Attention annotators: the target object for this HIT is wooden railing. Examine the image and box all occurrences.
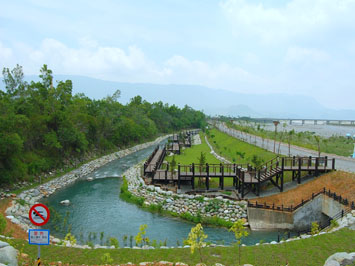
[248,187,354,212]
[144,146,159,172]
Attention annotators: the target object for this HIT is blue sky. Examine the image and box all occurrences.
[1,0,355,109]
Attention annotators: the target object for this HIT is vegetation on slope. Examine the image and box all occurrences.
[249,170,355,206]
[0,64,206,185]
[206,128,276,166]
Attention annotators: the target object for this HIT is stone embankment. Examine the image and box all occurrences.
[5,135,169,232]
[124,163,248,224]
[204,136,231,164]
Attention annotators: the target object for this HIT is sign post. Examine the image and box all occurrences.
[29,204,50,265]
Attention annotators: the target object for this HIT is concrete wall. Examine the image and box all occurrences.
[248,208,294,230]
[248,194,346,230]
[322,195,346,217]
[293,195,323,230]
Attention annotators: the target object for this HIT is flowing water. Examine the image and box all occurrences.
[43,143,293,246]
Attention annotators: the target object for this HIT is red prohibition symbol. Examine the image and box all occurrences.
[29,203,50,226]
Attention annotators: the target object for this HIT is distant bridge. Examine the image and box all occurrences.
[235,118,355,126]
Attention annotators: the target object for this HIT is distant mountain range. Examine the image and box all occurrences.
[8,75,355,119]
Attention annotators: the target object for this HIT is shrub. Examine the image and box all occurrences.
[311,221,320,235]
[101,253,113,264]
[86,241,94,248]
[64,233,77,246]
[109,237,119,248]
[330,219,339,229]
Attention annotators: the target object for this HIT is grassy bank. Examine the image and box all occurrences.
[227,121,354,157]
[6,228,354,265]
[119,177,232,228]
[206,128,276,165]
[165,132,220,165]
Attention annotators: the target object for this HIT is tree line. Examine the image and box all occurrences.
[0,64,206,184]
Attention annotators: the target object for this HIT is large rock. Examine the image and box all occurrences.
[0,241,9,249]
[324,252,355,266]
[0,245,18,266]
[60,200,70,205]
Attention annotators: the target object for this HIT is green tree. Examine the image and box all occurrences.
[170,155,177,177]
[314,135,321,157]
[0,64,207,185]
[186,223,207,263]
[197,152,206,187]
[287,129,295,156]
[229,219,249,265]
[135,224,148,247]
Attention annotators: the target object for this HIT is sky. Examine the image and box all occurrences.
[1,0,355,110]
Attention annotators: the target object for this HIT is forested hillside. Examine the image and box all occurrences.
[0,65,206,184]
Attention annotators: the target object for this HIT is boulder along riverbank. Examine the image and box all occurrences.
[122,162,249,227]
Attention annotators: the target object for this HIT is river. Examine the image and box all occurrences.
[42,144,291,246]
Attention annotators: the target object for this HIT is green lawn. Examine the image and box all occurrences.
[165,132,220,166]
[8,228,355,266]
[207,128,276,166]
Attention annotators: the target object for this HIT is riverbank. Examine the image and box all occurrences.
[4,134,170,233]
[3,228,355,265]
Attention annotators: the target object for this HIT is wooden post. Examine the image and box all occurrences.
[257,170,260,196]
[281,157,284,192]
[324,156,328,169]
[241,171,245,197]
[165,163,168,184]
[332,158,335,170]
[315,157,319,176]
[206,163,210,191]
[298,158,301,184]
[221,164,224,190]
[178,163,181,189]
[192,163,195,190]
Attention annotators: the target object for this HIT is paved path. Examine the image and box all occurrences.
[215,122,355,173]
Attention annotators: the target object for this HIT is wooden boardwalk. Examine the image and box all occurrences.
[144,146,166,176]
[151,156,335,197]
[166,130,198,154]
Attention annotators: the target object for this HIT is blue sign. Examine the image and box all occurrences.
[28,229,50,245]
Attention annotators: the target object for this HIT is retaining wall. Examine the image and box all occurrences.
[248,194,346,230]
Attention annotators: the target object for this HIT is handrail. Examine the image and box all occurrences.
[248,187,354,212]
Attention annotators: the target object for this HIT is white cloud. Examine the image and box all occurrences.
[0,38,260,91]
[220,0,355,43]
[285,46,330,63]
[165,55,259,88]
[0,42,13,63]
